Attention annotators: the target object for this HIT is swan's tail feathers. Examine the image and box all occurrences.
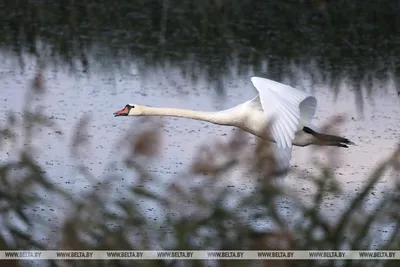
[303,126,356,148]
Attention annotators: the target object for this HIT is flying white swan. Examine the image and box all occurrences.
[114,77,354,171]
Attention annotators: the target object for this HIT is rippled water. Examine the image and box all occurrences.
[1,51,399,247]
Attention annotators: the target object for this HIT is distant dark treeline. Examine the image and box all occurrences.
[1,0,399,95]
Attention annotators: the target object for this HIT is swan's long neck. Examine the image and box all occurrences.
[140,107,232,125]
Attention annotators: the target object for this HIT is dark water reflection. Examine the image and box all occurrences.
[1,0,399,106]
[0,1,399,256]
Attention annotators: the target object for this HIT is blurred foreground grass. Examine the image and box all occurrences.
[0,72,399,267]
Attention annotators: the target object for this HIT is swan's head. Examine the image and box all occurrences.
[113,104,146,116]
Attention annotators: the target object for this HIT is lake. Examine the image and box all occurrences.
[1,51,399,249]
[0,0,399,260]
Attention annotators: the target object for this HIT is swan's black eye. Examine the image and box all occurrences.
[126,104,135,109]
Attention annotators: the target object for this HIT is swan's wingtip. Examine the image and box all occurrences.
[250,76,262,83]
[346,140,357,146]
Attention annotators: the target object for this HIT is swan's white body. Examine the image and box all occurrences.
[114,77,353,171]
[214,77,317,148]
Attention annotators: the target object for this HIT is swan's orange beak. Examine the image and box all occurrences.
[113,106,129,117]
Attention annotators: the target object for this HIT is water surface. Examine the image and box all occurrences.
[1,52,399,247]
[1,0,399,252]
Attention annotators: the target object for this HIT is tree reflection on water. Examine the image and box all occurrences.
[1,1,399,102]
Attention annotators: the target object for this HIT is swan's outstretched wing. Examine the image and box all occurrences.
[272,144,292,174]
[251,77,317,149]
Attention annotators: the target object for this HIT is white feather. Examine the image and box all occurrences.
[249,77,318,171]
[272,144,293,174]
[251,77,317,149]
